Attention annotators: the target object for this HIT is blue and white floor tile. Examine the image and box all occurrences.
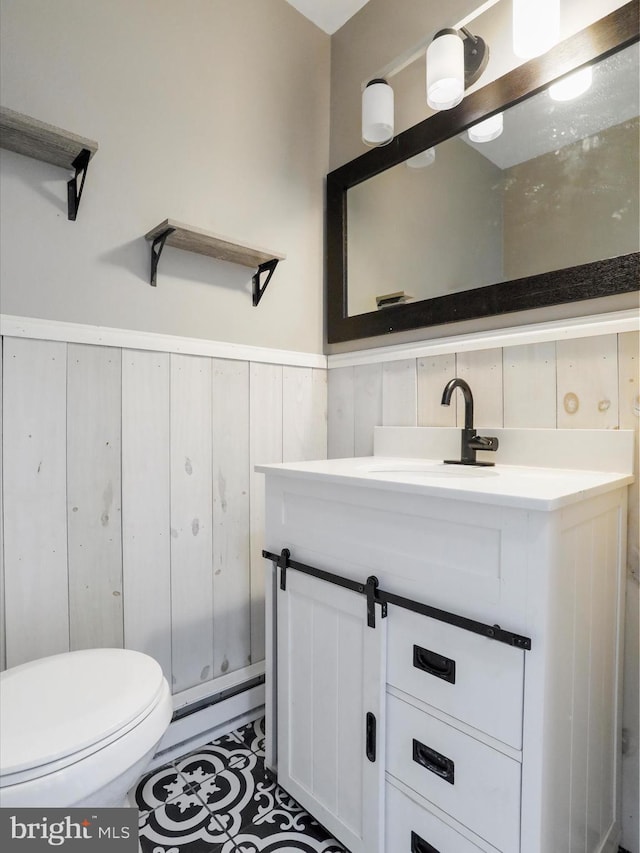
[135,717,348,853]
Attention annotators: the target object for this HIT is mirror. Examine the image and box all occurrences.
[347,44,638,316]
[327,2,640,344]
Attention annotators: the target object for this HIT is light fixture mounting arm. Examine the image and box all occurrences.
[460,27,490,88]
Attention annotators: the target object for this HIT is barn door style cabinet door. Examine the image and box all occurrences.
[276,568,387,853]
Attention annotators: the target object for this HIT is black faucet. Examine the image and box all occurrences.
[440,378,499,466]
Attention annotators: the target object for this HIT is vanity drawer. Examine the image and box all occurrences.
[387,608,524,748]
[385,782,497,852]
[386,694,521,852]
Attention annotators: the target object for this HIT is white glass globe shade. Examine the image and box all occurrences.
[427,31,464,111]
[513,0,560,59]
[406,148,436,168]
[362,80,394,146]
[468,112,503,143]
[549,67,593,101]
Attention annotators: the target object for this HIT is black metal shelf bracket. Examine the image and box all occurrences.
[253,259,279,306]
[149,227,176,287]
[67,148,91,221]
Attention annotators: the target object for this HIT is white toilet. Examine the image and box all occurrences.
[0,648,173,807]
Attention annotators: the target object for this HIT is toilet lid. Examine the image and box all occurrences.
[0,649,167,775]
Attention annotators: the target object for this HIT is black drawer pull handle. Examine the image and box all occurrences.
[412,738,455,785]
[413,644,456,684]
[366,712,376,762]
[411,831,441,853]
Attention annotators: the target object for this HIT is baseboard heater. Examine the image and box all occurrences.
[171,673,266,722]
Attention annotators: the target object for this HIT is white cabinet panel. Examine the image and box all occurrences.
[387,608,524,749]
[386,783,495,853]
[277,487,505,615]
[386,694,521,852]
[277,570,386,853]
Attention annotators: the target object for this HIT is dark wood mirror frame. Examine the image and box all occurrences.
[326,1,639,345]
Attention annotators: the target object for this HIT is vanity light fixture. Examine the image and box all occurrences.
[426,27,489,111]
[362,21,491,146]
[513,0,560,60]
[468,112,503,142]
[406,147,436,168]
[362,78,394,146]
[549,66,593,101]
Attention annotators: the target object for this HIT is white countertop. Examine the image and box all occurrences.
[256,456,634,511]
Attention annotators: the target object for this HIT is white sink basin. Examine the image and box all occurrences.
[366,462,498,478]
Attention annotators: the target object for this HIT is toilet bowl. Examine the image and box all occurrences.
[0,648,173,807]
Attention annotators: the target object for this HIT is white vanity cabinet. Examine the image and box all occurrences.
[258,429,633,853]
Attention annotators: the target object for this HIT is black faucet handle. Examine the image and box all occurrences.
[468,435,499,452]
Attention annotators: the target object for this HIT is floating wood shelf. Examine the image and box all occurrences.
[0,106,98,220]
[144,219,286,305]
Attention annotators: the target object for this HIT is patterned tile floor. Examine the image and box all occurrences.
[134,717,349,852]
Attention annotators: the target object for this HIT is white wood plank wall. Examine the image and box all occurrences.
[67,344,123,652]
[170,354,215,692]
[212,359,251,679]
[0,340,4,671]
[618,331,640,851]
[0,336,327,699]
[249,363,283,667]
[3,338,69,666]
[122,349,172,681]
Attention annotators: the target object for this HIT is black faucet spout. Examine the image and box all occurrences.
[440,377,499,466]
[441,378,474,430]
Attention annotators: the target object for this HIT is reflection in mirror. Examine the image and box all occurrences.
[347,43,639,317]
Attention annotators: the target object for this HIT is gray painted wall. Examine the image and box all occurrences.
[0,0,330,354]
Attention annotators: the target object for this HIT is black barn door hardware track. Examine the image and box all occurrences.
[264,548,531,650]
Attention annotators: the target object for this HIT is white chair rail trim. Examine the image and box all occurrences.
[0,314,328,369]
[327,308,640,368]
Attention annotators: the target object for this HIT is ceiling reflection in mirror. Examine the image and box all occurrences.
[347,43,639,318]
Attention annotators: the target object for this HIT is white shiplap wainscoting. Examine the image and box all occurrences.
[0,317,327,729]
